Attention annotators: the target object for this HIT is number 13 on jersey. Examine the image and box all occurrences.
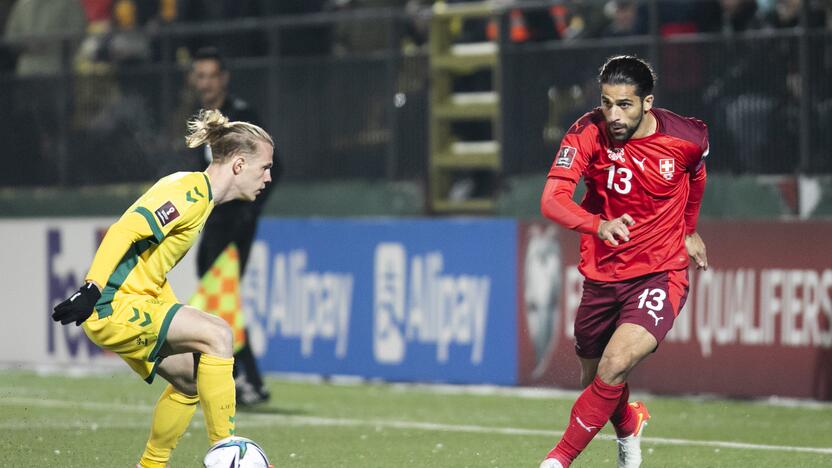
[606,166,633,194]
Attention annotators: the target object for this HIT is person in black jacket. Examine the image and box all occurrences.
[188,46,278,406]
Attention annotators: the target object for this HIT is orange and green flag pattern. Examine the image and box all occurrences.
[189,243,247,353]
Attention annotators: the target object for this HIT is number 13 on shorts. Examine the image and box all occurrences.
[637,288,667,327]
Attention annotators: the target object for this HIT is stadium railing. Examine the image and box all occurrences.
[0,1,829,190]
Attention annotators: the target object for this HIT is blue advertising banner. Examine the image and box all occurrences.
[241,218,518,385]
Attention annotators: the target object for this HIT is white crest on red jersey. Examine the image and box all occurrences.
[659,158,675,180]
[606,147,625,163]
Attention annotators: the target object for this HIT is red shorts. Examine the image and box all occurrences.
[573,269,689,359]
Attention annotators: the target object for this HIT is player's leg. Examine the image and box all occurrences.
[596,323,657,384]
[605,326,648,440]
[578,357,600,388]
[163,306,237,444]
[596,324,657,468]
[610,270,688,438]
[610,269,688,468]
[540,280,618,468]
[137,353,200,468]
[199,211,271,407]
[545,324,657,468]
[82,295,231,462]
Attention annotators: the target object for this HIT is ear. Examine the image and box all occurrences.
[642,94,654,113]
[232,156,246,175]
[221,70,230,88]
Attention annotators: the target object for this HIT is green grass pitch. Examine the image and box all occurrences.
[1,369,830,467]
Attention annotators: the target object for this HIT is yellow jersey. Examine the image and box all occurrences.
[86,171,214,318]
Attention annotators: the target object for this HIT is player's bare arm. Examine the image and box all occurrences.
[597,213,635,246]
[685,232,708,270]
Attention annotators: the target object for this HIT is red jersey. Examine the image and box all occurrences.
[545,107,708,282]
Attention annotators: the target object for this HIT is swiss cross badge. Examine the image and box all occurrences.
[659,158,675,180]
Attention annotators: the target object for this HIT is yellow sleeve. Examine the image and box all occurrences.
[85,172,212,287]
[133,173,213,242]
[85,211,156,287]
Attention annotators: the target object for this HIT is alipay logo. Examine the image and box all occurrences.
[243,243,354,359]
[373,243,491,365]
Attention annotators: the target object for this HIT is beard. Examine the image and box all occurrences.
[608,114,642,141]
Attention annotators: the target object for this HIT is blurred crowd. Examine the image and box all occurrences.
[1,0,830,76]
[0,0,830,187]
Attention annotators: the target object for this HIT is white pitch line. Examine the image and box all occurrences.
[3,397,831,456]
[242,414,832,456]
[2,397,151,413]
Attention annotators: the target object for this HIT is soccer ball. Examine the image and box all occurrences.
[203,436,272,468]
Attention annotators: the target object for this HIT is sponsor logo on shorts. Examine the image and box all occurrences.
[555,146,577,169]
[647,310,664,327]
[154,201,180,227]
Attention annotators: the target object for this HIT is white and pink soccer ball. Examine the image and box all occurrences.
[203,436,272,468]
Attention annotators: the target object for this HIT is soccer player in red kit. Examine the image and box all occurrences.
[538,56,709,468]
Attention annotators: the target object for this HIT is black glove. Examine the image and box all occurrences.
[52,283,101,326]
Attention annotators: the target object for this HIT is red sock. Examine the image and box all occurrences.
[547,376,625,465]
[610,382,636,438]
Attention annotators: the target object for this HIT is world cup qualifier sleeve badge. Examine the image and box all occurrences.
[154,201,180,226]
[555,146,577,169]
[659,158,675,180]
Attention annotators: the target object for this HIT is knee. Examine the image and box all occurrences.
[597,354,630,385]
[203,315,234,358]
[172,379,198,397]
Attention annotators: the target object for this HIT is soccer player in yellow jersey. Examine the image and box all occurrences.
[51,108,275,468]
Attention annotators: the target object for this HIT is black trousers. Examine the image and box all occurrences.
[197,199,267,394]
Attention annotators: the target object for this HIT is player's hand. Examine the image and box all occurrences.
[685,232,708,270]
[598,214,635,246]
[52,283,101,326]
